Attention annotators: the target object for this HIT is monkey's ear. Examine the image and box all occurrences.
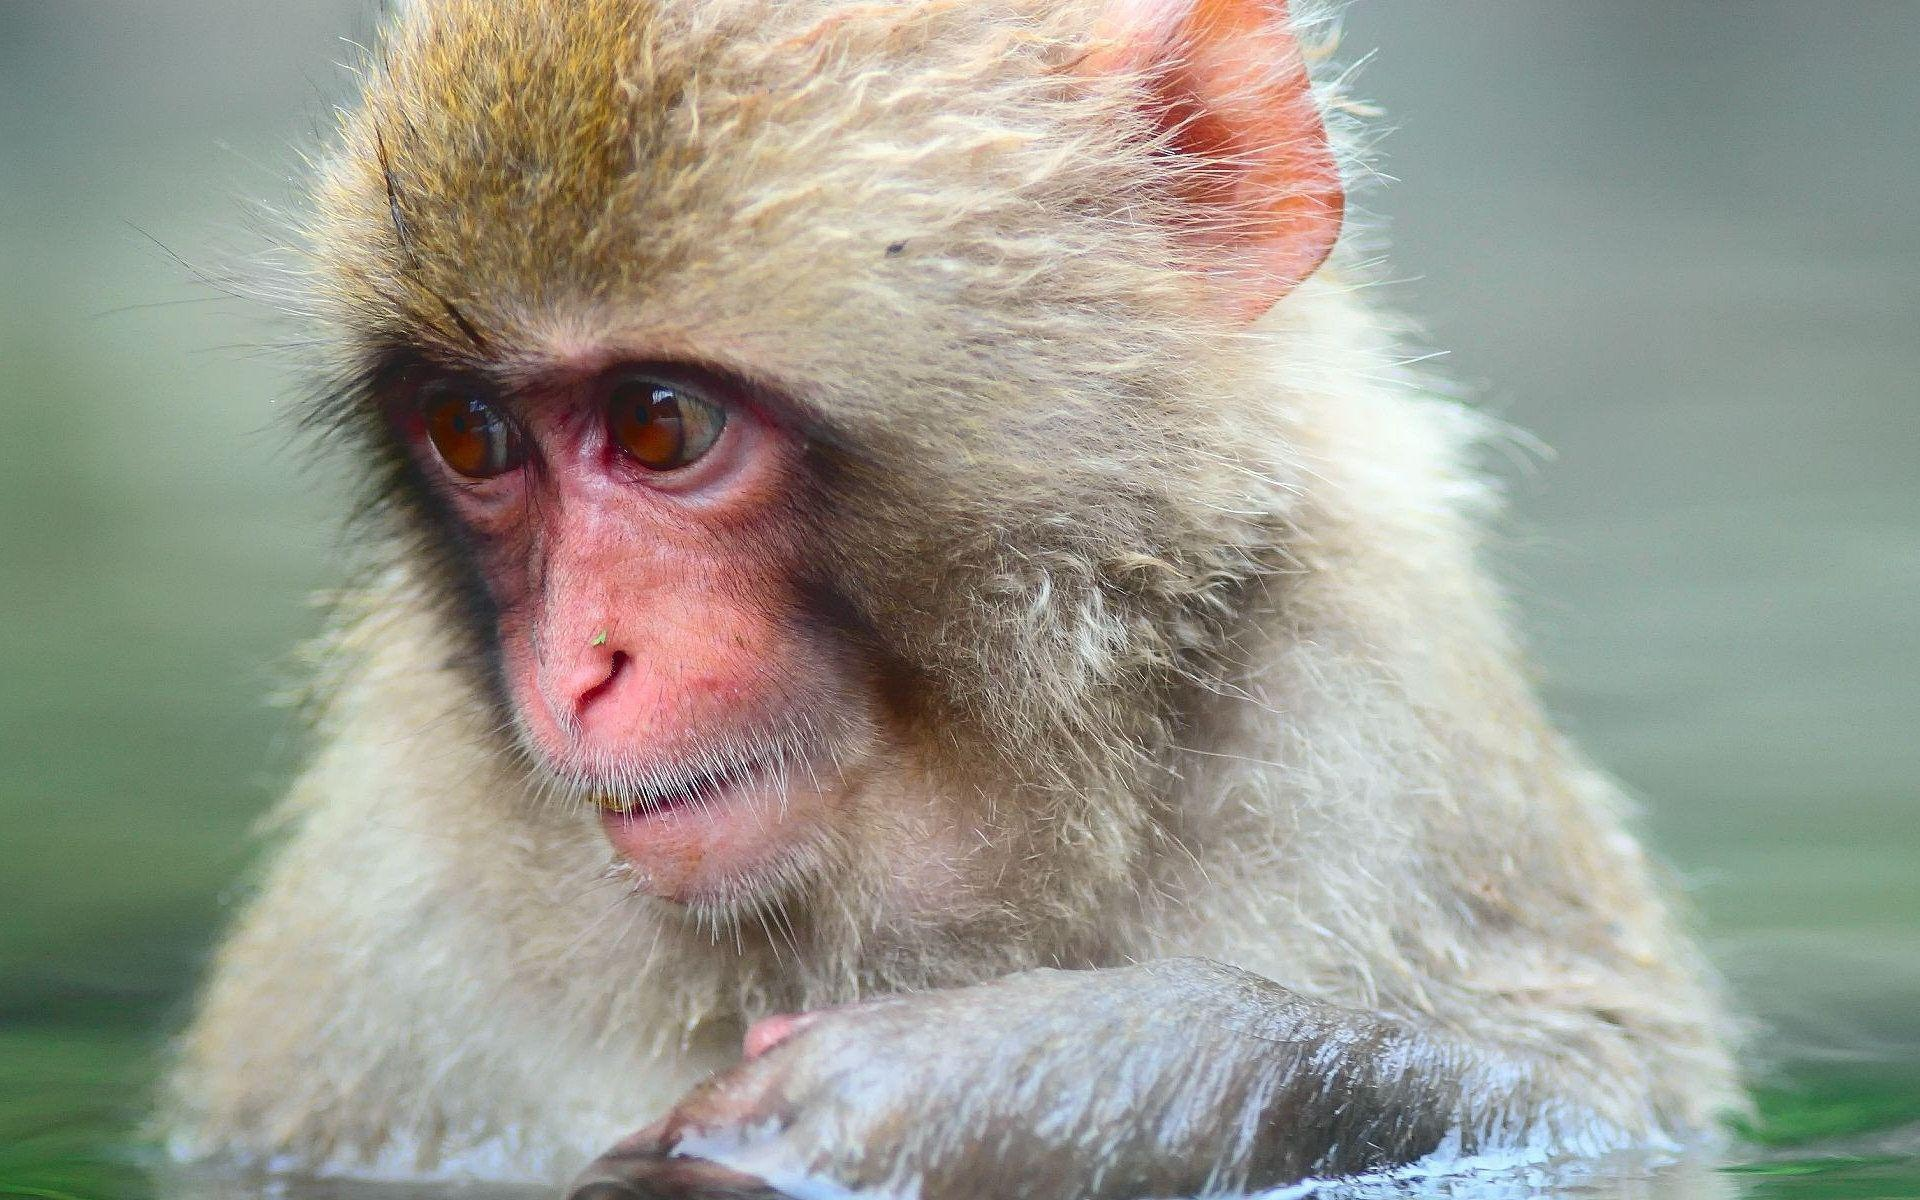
[1084,0,1343,321]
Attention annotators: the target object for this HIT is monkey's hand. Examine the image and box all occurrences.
[569,959,1546,1200]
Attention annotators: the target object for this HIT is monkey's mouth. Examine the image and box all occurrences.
[585,750,833,903]
[585,756,769,817]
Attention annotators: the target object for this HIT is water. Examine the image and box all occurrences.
[1,4,1914,1199]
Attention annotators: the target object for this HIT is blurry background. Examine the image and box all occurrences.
[1,2,1915,1196]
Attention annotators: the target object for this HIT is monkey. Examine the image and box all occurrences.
[162,1,1742,1197]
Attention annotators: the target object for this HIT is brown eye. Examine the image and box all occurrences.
[421,383,524,479]
[608,377,727,471]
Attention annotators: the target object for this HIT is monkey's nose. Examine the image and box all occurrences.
[563,1150,790,1200]
[553,645,631,728]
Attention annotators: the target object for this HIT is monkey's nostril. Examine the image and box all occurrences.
[574,649,630,717]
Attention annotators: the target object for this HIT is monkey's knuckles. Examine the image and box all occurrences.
[676,1007,904,1133]
[659,978,1156,1185]
[641,1000,987,1184]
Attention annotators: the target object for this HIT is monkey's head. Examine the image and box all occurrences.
[305,0,1341,938]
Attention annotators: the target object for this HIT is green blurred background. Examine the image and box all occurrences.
[2,3,1915,1198]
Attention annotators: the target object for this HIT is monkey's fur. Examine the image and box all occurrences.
[167,0,1740,1191]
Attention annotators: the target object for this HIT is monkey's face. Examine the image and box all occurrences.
[381,353,883,905]
[309,0,1338,931]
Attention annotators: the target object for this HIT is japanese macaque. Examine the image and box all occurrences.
[165,0,1740,1196]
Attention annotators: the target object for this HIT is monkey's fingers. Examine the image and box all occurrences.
[564,1148,792,1200]
[742,1011,819,1060]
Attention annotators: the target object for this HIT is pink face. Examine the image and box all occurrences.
[389,357,871,904]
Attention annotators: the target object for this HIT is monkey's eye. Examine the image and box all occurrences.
[420,383,525,479]
[607,377,727,472]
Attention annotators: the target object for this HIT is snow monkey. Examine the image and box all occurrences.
[166,0,1740,1196]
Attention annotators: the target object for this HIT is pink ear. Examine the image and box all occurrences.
[1085,0,1344,320]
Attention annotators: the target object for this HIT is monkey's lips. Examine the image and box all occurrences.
[590,757,822,902]
[587,757,763,818]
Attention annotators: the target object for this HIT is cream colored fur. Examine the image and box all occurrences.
[165,0,1739,1184]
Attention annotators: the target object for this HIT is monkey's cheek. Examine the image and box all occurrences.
[598,781,827,906]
